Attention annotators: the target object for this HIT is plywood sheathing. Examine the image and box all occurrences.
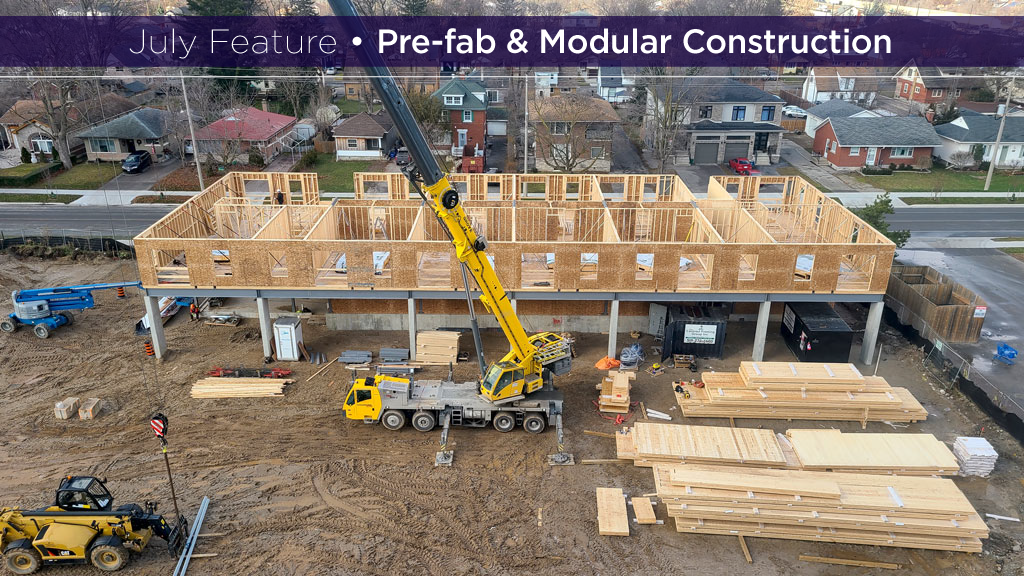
[886,265,987,343]
[135,172,894,294]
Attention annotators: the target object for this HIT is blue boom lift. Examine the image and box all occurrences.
[1,281,141,339]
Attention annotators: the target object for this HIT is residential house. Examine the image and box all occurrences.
[893,61,986,109]
[934,110,1024,169]
[531,95,619,173]
[333,111,396,160]
[432,78,488,158]
[534,67,559,98]
[812,116,941,169]
[801,67,880,106]
[339,67,441,101]
[644,78,785,165]
[0,93,136,159]
[77,107,172,162]
[192,107,297,164]
[803,99,881,139]
[958,101,1024,116]
[596,65,633,103]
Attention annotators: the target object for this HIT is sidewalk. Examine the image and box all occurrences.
[0,188,200,206]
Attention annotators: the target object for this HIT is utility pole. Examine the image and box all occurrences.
[179,73,204,191]
[984,78,1015,192]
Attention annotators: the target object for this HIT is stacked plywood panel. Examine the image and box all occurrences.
[597,370,635,413]
[655,464,987,552]
[596,487,629,536]
[415,331,460,365]
[616,423,959,476]
[191,377,293,398]
[677,362,928,426]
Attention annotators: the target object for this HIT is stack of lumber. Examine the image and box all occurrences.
[654,463,987,552]
[414,331,460,365]
[597,370,634,413]
[677,361,928,426]
[596,487,629,536]
[191,377,294,398]
[616,422,959,476]
[953,437,998,477]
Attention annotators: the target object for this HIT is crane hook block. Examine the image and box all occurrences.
[441,189,459,210]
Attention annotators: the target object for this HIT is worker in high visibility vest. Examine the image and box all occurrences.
[189,302,200,321]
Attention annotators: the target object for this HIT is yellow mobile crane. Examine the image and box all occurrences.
[331,0,573,457]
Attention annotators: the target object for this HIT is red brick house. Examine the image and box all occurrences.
[431,78,487,159]
[812,116,941,169]
[893,61,986,108]
[192,107,297,164]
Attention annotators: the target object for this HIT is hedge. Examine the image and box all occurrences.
[0,163,62,187]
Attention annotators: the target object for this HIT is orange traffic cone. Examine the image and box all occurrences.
[116,286,126,299]
[144,340,155,357]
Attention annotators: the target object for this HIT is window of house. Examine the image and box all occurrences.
[486,89,500,103]
[551,122,569,135]
[849,147,861,156]
[698,105,713,119]
[902,83,909,93]
[891,147,913,158]
[760,106,776,121]
[462,110,473,123]
[731,106,746,121]
[91,138,115,153]
[636,254,654,281]
[551,143,570,159]
[914,86,921,94]
[590,146,603,159]
[347,87,355,95]
[30,135,53,154]
[931,89,943,97]
[580,253,598,281]
[444,95,464,106]
[955,88,962,97]
[347,139,358,149]
[830,141,837,153]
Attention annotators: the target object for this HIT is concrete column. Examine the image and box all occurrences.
[861,301,884,365]
[256,297,273,358]
[143,296,167,360]
[408,298,417,360]
[752,300,771,362]
[607,299,620,359]
[510,298,517,313]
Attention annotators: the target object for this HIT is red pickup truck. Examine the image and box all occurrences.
[729,157,761,176]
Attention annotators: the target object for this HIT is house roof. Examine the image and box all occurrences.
[121,80,149,94]
[599,66,623,88]
[487,107,508,121]
[809,67,881,93]
[688,120,785,132]
[897,60,986,90]
[194,107,296,142]
[431,78,487,111]
[806,99,870,119]
[332,111,393,138]
[77,107,169,140]
[531,96,620,123]
[0,100,47,127]
[935,114,1024,144]
[826,117,942,147]
[652,77,783,104]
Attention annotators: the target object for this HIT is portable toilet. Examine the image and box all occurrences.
[273,317,303,361]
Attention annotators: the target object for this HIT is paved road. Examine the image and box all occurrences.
[0,205,174,236]
[888,206,1024,237]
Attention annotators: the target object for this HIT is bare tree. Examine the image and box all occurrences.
[948,151,976,170]
[348,0,395,14]
[640,69,706,172]
[504,77,526,171]
[596,0,658,15]
[524,0,564,15]
[307,86,340,141]
[531,94,614,173]
[667,0,785,16]
[277,78,318,118]
[406,90,447,148]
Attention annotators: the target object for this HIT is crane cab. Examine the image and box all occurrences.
[343,378,383,421]
[480,361,542,402]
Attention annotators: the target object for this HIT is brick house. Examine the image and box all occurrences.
[192,107,297,164]
[531,95,619,173]
[0,93,136,159]
[893,61,986,109]
[432,78,488,158]
[812,116,941,169]
[332,111,396,160]
[77,108,171,162]
[801,66,880,107]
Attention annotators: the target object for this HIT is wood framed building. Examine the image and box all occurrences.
[134,171,894,364]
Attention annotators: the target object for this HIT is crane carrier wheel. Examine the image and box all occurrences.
[381,410,406,430]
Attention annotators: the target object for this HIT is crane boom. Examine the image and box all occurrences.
[329,0,570,402]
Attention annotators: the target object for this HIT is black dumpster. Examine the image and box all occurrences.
[662,305,728,360]
[781,302,853,363]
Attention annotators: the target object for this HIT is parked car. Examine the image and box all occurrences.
[783,105,807,118]
[121,150,152,174]
[325,66,337,75]
[757,67,778,80]
[394,147,411,166]
[729,157,760,176]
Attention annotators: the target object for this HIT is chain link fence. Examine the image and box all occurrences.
[0,229,138,256]
[923,337,1024,420]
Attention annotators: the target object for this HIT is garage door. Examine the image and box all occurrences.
[693,143,719,164]
[487,120,507,136]
[724,142,750,162]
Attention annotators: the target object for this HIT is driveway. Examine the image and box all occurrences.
[100,158,179,192]
[672,163,725,195]
[486,136,507,172]
[611,125,644,173]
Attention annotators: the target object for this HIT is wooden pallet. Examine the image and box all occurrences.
[415,331,460,365]
[653,463,987,553]
[191,377,294,398]
[616,423,959,476]
[598,370,634,413]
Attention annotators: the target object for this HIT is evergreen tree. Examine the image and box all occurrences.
[398,0,430,15]
[288,0,318,16]
[855,192,910,248]
[187,0,263,16]
[493,0,523,16]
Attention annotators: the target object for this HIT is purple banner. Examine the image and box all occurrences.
[1,16,1022,68]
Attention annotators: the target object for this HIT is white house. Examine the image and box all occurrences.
[934,110,1024,169]
[801,67,880,107]
[803,99,881,140]
[333,111,396,160]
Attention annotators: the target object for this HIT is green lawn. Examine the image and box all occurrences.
[0,162,57,177]
[30,162,121,190]
[131,194,192,204]
[855,167,1024,192]
[900,196,1023,205]
[776,165,832,193]
[334,98,380,114]
[994,237,1024,242]
[0,192,81,204]
[1000,247,1024,262]
[303,155,370,193]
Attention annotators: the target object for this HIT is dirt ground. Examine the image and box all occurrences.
[0,253,1022,576]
